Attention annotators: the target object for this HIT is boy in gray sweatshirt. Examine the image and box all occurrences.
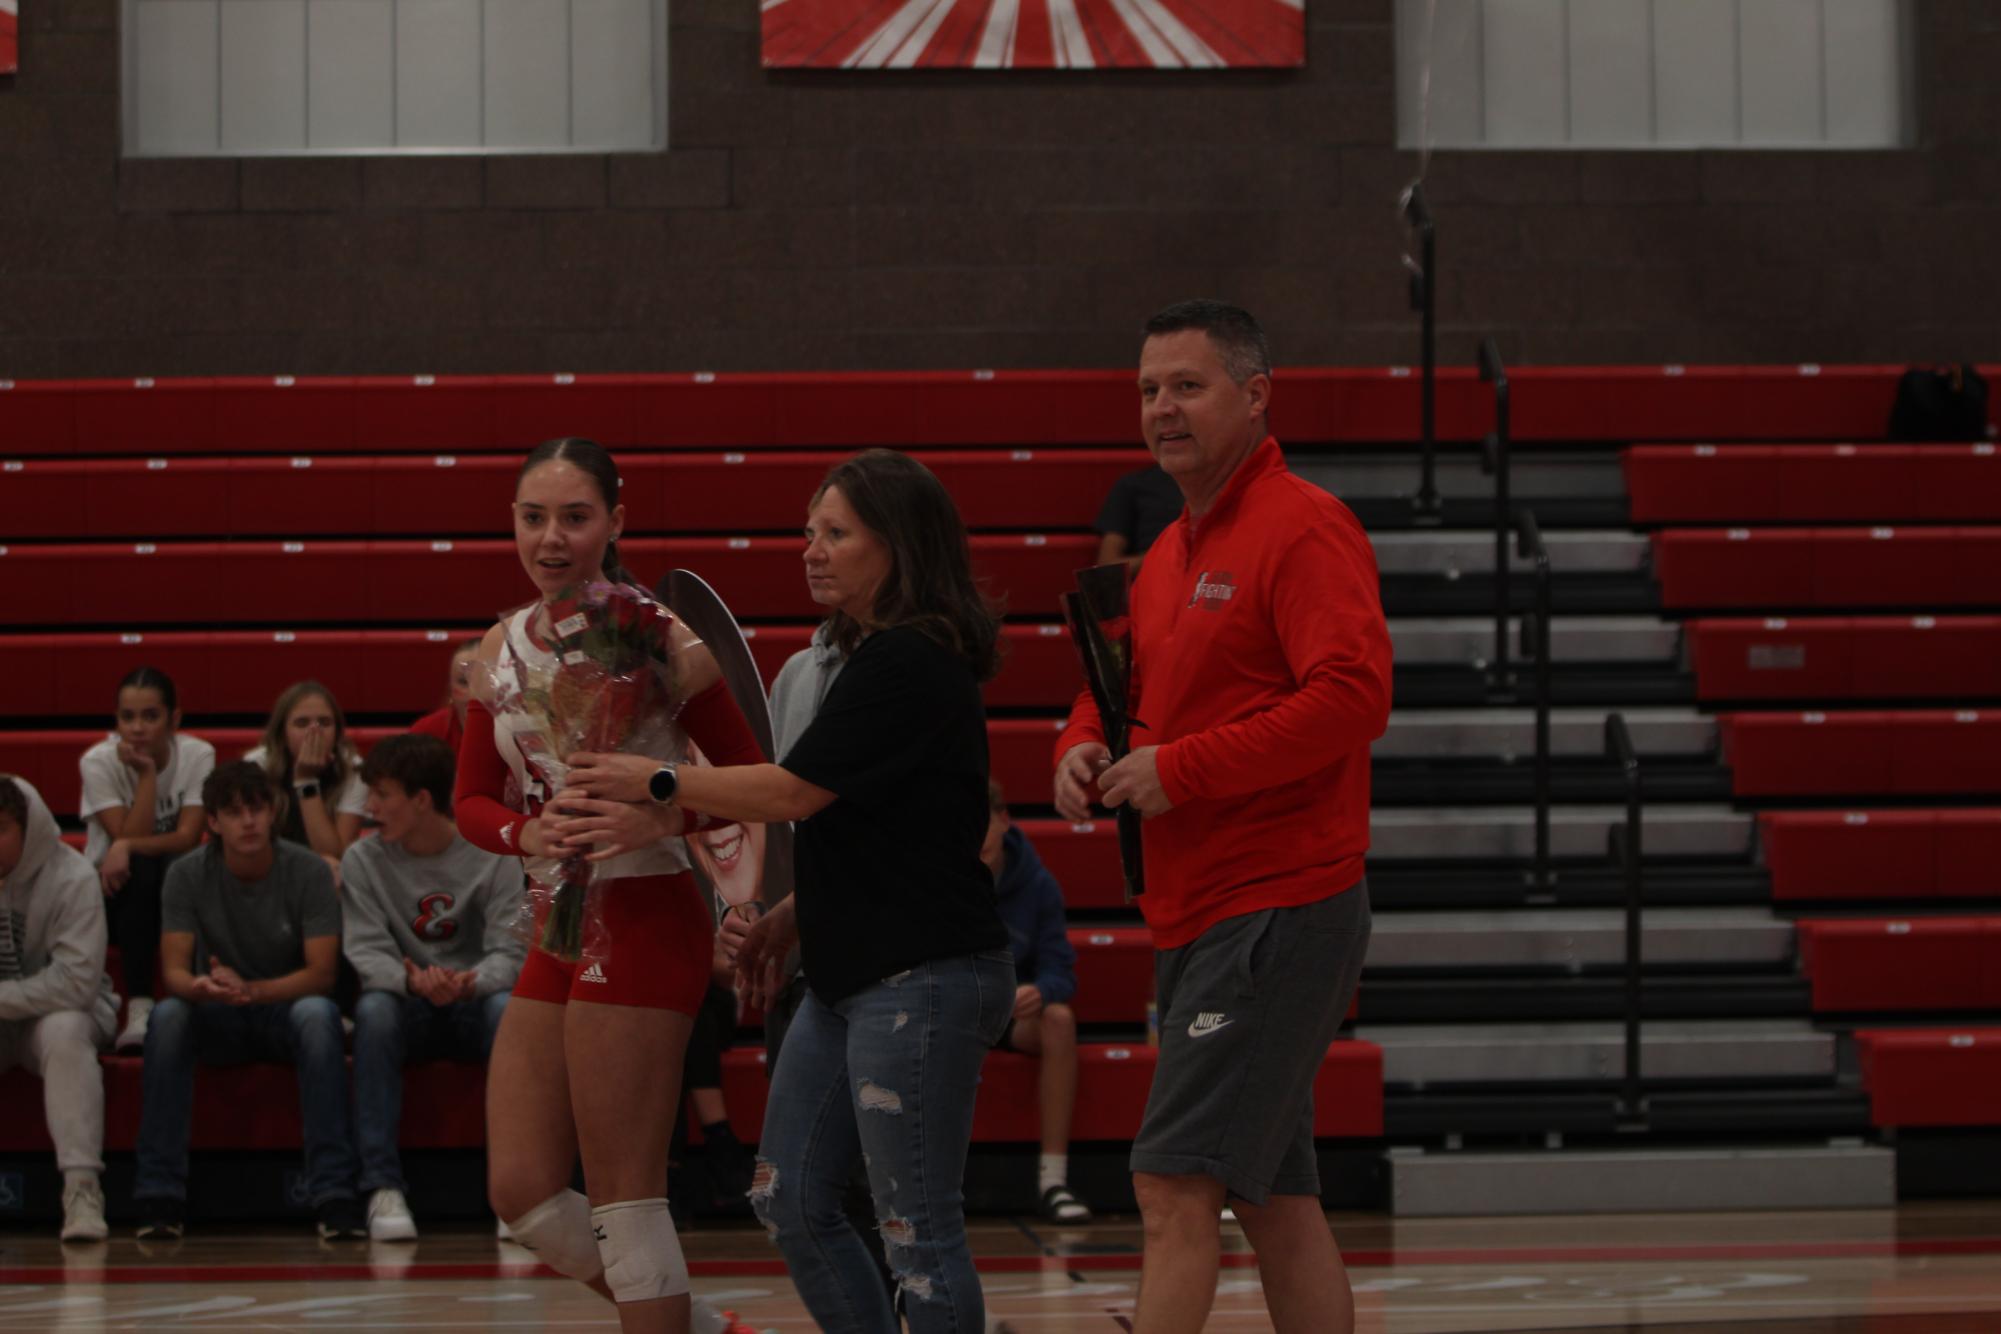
[0,775,119,1242]
[342,734,525,1241]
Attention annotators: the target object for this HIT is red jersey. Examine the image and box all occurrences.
[409,705,463,753]
[1055,437,1392,949]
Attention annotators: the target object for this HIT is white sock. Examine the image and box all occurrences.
[1038,1153,1067,1195]
[127,997,154,1019]
[64,1169,98,1193]
[690,1299,729,1334]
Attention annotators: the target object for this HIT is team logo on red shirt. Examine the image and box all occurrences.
[1189,571,1238,611]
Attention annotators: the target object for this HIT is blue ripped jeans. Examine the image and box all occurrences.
[752,950,1014,1333]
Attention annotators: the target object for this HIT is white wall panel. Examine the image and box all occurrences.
[1653,0,1739,145]
[130,0,221,155]
[1568,0,1652,146]
[1740,0,1824,143]
[572,0,655,148]
[1823,0,1901,145]
[219,0,307,153]
[307,0,395,148]
[1481,0,1565,146]
[126,0,663,155]
[1398,0,1486,150]
[484,0,570,148]
[1396,0,1907,150]
[395,0,483,146]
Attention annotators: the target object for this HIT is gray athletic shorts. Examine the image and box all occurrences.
[1130,884,1371,1205]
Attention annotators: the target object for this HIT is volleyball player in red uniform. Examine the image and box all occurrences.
[453,437,763,1334]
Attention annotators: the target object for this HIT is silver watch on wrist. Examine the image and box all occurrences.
[647,763,679,805]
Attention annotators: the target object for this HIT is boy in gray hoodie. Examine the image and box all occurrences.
[0,775,119,1242]
[342,733,525,1241]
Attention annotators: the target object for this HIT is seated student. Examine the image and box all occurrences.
[78,667,214,1052]
[0,775,120,1243]
[133,761,362,1241]
[983,780,1093,1224]
[245,681,369,866]
[1094,462,1183,567]
[340,734,525,1242]
[408,637,483,755]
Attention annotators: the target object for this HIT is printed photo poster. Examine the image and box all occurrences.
[1,0,17,77]
[762,0,1304,69]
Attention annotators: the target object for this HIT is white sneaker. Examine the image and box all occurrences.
[60,1177,108,1243]
[115,998,153,1054]
[366,1187,418,1242]
[495,1216,514,1241]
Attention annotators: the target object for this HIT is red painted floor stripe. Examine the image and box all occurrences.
[9,1234,2001,1286]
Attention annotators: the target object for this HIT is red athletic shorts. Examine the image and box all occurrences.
[513,871,713,1016]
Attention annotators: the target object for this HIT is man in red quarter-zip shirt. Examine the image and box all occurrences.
[1054,301,1391,1334]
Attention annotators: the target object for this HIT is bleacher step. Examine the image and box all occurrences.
[1365,907,1793,969]
[1374,707,1714,759]
[1360,1018,1835,1084]
[1372,529,1649,575]
[1295,450,1626,504]
[1387,1143,1894,1216]
[1370,804,1754,860]
[1389,615,1681,666]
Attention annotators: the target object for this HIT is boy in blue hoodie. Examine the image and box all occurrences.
[982,781,1092,1224]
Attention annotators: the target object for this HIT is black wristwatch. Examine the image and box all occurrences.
[293,779,321,801]
[647,764,679,804]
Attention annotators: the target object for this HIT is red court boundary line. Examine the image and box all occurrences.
[9,1236,2001,1285]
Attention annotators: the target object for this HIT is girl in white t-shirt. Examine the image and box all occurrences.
[246,680,369,864]
[77,666,216,1051]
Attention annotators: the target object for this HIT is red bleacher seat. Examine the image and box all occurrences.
[1690,616,2001,700]
[1016,819,1123,910]
[1653,527,2001,609]
[5,449,1153,540]
[0,623,1083,718]
[1761,810,2001,900]
[1795,917,1999,1012]
[3,535,1097,627]
[1723,711,2001,797]
[1855,1028,2001,1127]
[13,365,1964,458]
[1626,443,2001,524]
[1067,927,1154,1024]
[0,1057,489,1154]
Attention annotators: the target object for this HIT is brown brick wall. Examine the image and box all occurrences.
[0,0,1997,378]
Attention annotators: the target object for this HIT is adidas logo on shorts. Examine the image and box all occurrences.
[579,962,609,984]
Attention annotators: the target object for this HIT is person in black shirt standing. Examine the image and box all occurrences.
[1094,463,1184,567]
[567,449,1014,1333]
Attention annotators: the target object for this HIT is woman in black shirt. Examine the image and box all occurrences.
[568,449,1013,1333]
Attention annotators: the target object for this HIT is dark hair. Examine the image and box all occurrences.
[518,437,632,584]
[257,680,355,795]
[202,760,276,814]
[1143,300,1271,386]
[362,734,456,814]
[0,775,26,827]
[117,665,180,716]
[814,450,1003,682]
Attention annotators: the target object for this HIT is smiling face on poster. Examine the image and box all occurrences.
[681,740,770,918]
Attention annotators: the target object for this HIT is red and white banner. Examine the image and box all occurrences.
[762,0,1303,69]
[1,0,18,78]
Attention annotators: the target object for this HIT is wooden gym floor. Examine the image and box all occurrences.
[3,1202,2000,1331]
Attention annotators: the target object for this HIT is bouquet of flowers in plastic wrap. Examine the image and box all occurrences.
[481,582,685,961]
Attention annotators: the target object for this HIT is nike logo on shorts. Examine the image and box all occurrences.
[1188,1012,1233,1038]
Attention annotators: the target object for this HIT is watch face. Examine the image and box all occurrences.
[650,767,676,802]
